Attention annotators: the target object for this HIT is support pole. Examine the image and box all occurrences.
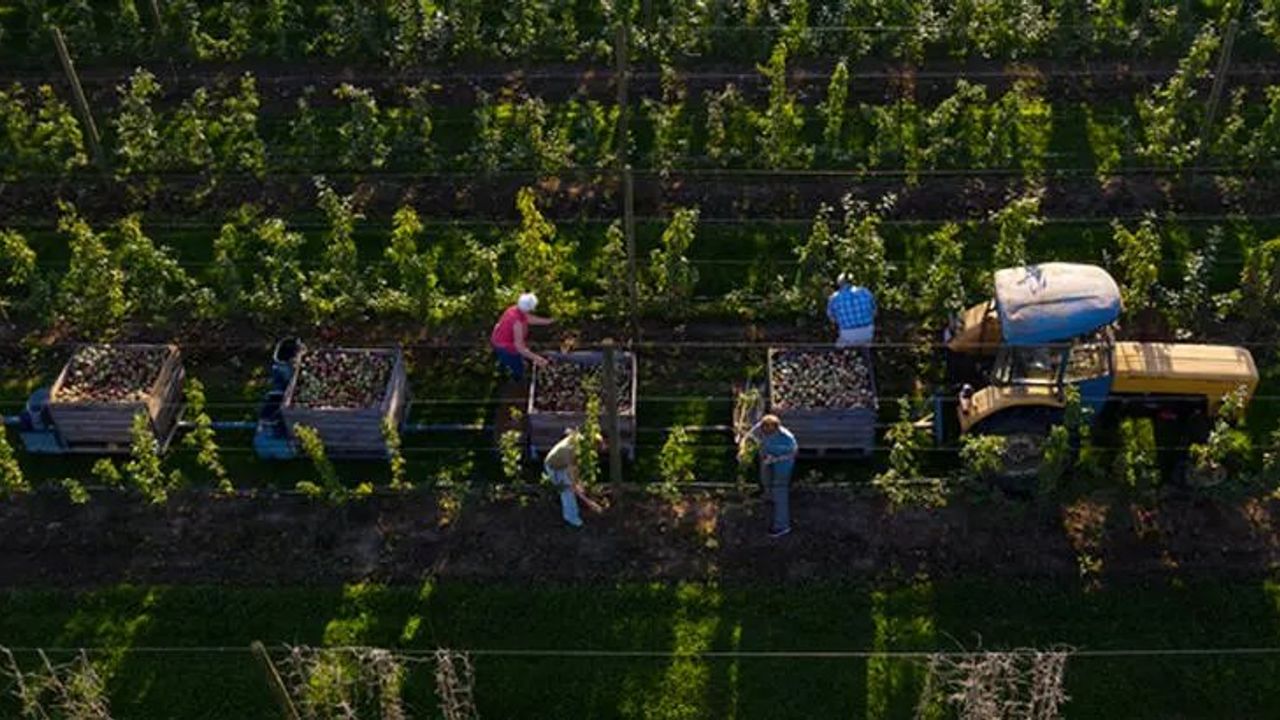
[601,340,624,483]
[251,641,301,720]
[50,26,105,170]
[614,22,639,340]
[1195,18,1239,180]
[624,167,639,340]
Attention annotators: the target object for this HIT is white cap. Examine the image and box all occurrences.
[837,273,852,287]
[517,293,538,312]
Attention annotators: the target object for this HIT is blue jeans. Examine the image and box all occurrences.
[494,347,525,381]
[764,459,794,531]
[545,466,582,527]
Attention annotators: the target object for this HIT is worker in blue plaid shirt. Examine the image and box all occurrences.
[827,273,876,347]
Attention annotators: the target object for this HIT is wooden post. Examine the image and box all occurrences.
[615,22,639,339]
[251,641,302,720]
[601,340,624,483]
[623,167,639,339]
[1198,18,1239,161]
[51,26,105,169]
[147,0,164,35]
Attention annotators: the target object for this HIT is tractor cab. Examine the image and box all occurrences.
[937,263,1121,441]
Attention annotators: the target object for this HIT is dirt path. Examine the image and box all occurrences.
[2,486,1277,587]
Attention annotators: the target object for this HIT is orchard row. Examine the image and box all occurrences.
[4,31,1280,183]
[4,0,1271,66]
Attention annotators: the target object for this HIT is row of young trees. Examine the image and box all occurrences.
[3,186,1276,345]
[0,185,705,338]
[8,46,1280,181]
[4,0,1260,65]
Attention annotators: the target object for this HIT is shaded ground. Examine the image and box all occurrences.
[2,486,1278,587]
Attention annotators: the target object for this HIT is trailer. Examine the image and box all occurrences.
[527,350,638,460]
[19,344,185,454]
[750,347,879,456]
[254,344,409,459]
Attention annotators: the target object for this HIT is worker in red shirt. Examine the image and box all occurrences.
[490,293,554,381]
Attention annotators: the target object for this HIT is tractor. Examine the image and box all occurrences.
[935,262,1258,481]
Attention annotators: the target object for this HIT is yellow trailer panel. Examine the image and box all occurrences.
[1110,342,1258,409]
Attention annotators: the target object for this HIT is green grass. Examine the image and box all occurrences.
[2,579,1280,718]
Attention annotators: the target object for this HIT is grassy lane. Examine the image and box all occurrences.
[2,579,1280,718]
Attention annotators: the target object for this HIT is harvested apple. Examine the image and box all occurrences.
[293,349,395,409]
[771,349,874,411]
[57,345,170,403]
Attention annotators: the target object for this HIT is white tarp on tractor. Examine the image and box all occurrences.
[994,263,1121,345]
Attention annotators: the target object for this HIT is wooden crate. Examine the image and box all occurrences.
[527,351,638,458]
[766,347,878,456]
[47,344,185,452]
[280,347,409,458]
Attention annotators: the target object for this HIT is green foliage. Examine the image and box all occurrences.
[1237,233,1280,336]
[592,221,631,319]
[112,68,164,179]
[704,84,753,166]
[1189,387,1254,487]
[0,83,86,179]
[990,190,1043,269]
[916,223,967,328]
[333,84,390,170]
[645,66,689,175]
[307,178,368,321]
[499,410,525,484]
[754,42,811,169]
[56,202,125,338]
[991,80,1053,178]
[1136,26,1219,169]
[654,426,696,500]
[113,215,211,324]
[0,429,28,497]
[182,379,231,494]
[1113,216,1163,316]
[211,207,309,324]
[1162,225,1221,338]
[499,0,579,59]
[92,457,123,487]
[382,417,410,491]
[386,83,436,167]
[124,412,177,504]
[1263,425,1280,486]
[818,60,850,160]
[294,425,346,503]
[575,388,603,488]
[472,93,572,173]
[0,229,45,322]
[209,73,267,178]
[1085,105,1125,179]
[61,477,91,505]
[792,205,838,309]
[1039,386,1086,494]
[286,87,322,166]
[835,194,892,301]
[874,398,946,509]
[446,234,504,322]
[374,205,440,319]
[1115,416,1160,494]
[960,434,1008,481]
[510,187,572,312]
[648,207,700,312]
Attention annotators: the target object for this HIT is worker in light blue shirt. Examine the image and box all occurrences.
[827,273,876,347]
[740,414,798,538]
